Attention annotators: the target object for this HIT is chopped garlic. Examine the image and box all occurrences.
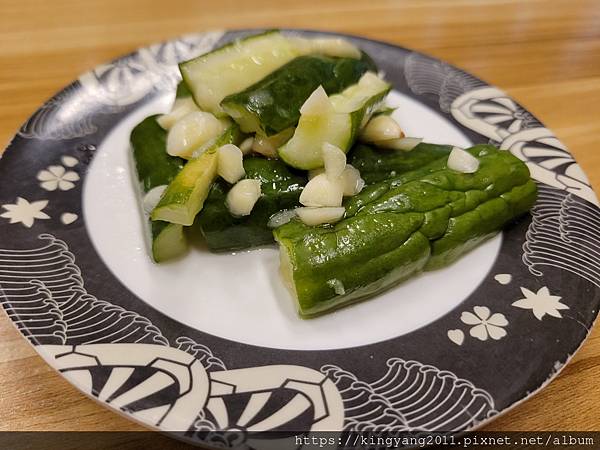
[296,207,345,226]
[239,137,254,155]
[376,137,423,151]
[299,173,344,207]
[322,143,347,179]
[166,111,227,158]
[142,185,167,214]
[217,144,245,184]
[341,165,365,196]
[226,179,262,216]
[157,97,199,130]
[447,146,480,173]
[360,115,403,142]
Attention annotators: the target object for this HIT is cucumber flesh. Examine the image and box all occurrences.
[279,112,351,170]
[151,221,187,262]
[180,31,301,115]
[278,73,391,170]
[151,125,243,226]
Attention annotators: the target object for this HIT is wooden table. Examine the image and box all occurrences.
[1,0,599,433]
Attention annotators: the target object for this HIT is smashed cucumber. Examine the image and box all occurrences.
[130,116,187,262]
[274,145,537,317]
[180,31,301,115]
[194,157,306,251]
[221,54,376,136]
[180,30,366,116]
[278,73,391,170]
[151,124,243,226]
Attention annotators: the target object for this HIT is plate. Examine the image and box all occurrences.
[1,29,599,445]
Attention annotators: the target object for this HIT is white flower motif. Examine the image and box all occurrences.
[1,197,50,228]
[512,286,569,320]
[461,306,508,341]
[37,165,80,191]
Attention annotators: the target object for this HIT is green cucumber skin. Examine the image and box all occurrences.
[194,157,306,252]
[221,54,376,136]
[348,142,453,184]
[130,115,185,191]
[151,220,187,262]
[130,116,187,262]
[371,106,396,117]
[276,214,430,318]
[344,143,454,216]
[175,80,192,99]
[274,144,537,317]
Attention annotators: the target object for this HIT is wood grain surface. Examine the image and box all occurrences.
[1,0,599,433]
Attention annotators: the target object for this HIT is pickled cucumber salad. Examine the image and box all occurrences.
[130,30,537,317]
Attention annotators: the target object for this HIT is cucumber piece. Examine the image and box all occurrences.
[130,116,188,262]
[278,72,391,170]
[221,55,375,136]
[180,31,301,115]
[274,145,536,317]
[289,36,361,59]
[279,112,352,170]
[194,157,306,251]
[151,124,243,226]
[151,220,187,262]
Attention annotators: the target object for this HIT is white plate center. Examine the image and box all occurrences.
[83,90,501,350]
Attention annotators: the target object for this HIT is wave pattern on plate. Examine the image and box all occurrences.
[404,52,484,113]
[322,358,496,435]
[524,185,600,287]
[0,234,168,346]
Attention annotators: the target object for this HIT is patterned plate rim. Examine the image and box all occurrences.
[1,29,599,445]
